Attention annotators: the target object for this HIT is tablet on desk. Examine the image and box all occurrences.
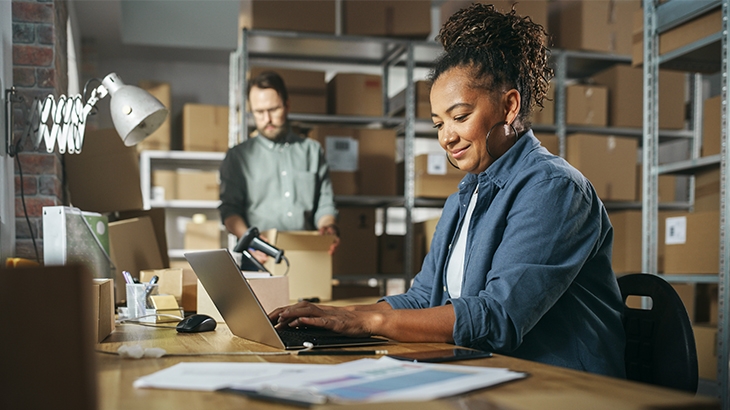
[387,348,492,363]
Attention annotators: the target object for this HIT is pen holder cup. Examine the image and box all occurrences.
[126,283,158,320]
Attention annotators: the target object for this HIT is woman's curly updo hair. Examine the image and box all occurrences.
[430,3,553,130]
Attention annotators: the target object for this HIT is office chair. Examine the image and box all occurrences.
[618,273,698,393]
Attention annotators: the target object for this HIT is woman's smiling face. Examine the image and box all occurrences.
[430,66,518,174]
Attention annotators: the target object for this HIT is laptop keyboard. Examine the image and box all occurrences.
[276,327,386,348]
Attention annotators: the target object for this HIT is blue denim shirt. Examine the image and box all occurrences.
[383,130,626,378]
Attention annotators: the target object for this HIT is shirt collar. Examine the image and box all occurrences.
[252,128,301,149]
[460,129,540,191]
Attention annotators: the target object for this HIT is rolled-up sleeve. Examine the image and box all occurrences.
[218,149,247,224]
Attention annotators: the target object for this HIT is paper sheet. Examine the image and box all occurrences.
[133,362,323,391]
[135,357,526,404]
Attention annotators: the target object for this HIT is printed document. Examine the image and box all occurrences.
[134,357,526,404]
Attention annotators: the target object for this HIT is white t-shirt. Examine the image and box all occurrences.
[446,186,479,298]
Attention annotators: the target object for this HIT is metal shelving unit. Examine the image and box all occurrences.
[228,29,445,288]
[641,0,729,405]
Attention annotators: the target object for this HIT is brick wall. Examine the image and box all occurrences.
[12,0,68,260]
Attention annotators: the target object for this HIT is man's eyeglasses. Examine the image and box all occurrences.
[252,106,284,118]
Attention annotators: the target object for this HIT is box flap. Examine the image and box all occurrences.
[274,231,334,251]
[109,216,165,302]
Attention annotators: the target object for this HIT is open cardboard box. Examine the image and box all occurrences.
[263,230,336,301]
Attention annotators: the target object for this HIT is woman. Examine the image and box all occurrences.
[270,4,626,378]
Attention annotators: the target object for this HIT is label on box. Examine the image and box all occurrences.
[427,153,447,175]
[665,216,687,245]
[325,136,359,172]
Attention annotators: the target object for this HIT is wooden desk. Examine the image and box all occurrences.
[96,323,719,410]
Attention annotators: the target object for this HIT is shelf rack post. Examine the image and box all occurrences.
[718,0,730,405]
[642,0,659,277]
[403,42,416,288]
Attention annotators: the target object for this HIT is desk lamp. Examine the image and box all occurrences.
[5,72,168,156]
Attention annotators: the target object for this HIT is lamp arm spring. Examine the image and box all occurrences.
[31,84,108,154]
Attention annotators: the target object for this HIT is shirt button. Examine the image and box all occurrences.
[443,286,447,292]
[281,171,287,176]
[284,191,290,198]
[287,212,293,217]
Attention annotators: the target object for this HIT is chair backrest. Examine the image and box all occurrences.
[617,273,698,393]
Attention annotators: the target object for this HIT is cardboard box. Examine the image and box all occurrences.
[332,208,378,277]
[0,265,97,410]
[566,84,608,126]
[245,0,336,34]
[197,274,290,321]
[64,128,144,214]
[664,211,719,274]
[591,65,685,130]
[550,0,640,55]
[108,216,166,302]
[441,0,549,33]
[249,67,327,115]
[416,216,441,254]
[695,167,720,212]
[636,165,677,203]
[152,169,177,201]
[263,230,336,301]
[693,324,717,381]
[566,134,638,201]
[183,104,229,152]
[389,80,431,119]
[91,278,115,343]
[141,268,184,306]
[534,133,559,156]
[608,210,670,274]
[702,95,721,157]
[169,259,199,312]
[308,127,397,196]
[136,81,171,152]
[532,84,555,125]
[414,153,466,198]
[695,284,718,325]
[343,0,431,39]
[176,169,219,201]
[110,209,170,268]
[184,220,224,250]
[327,73,383,117]
[328,172,359,196]
[378,233,425,276]
[632,7,722,70]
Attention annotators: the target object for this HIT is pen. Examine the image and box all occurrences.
[144,275,159,308]
[122,270,134,284]
[296,350,388,356]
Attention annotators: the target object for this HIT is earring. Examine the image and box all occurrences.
[446,152,460,169]
[485,121,518,160]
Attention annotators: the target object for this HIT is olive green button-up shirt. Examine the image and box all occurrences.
[218,130,336,231]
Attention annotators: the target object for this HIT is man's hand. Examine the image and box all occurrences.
[250,234,270,264]
[318,224,340,255]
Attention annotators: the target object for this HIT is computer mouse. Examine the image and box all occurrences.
[176,314,217,333]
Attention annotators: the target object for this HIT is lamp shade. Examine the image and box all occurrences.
[101,73,168,146]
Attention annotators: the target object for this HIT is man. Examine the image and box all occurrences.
[219,71,339,262]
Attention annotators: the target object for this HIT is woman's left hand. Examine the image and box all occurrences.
[272,301,378,337]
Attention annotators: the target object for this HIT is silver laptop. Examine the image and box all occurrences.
[184,249,388,350]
